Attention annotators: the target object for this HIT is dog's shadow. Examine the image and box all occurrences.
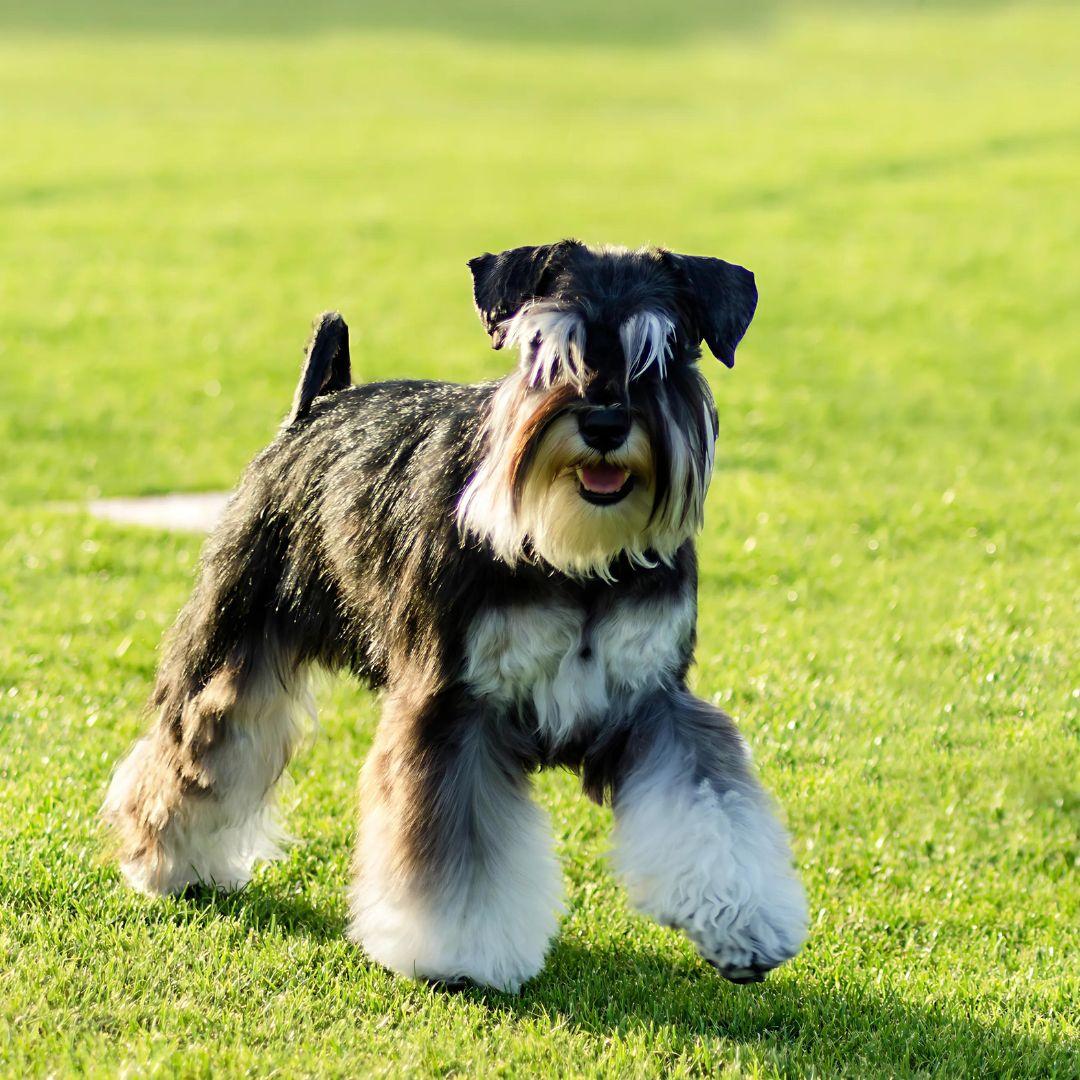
[501,939,1065,1075]
[173,881,343,940]
[174,885,1066,1075]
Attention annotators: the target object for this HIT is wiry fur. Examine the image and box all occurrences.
[348,686,564,991]
[103,651,314,895]
[505,302,589,391]
[103,240,807,991]
[612,690,807,980]
[464,592,694,748]
[458,255,718,580]
[621,309,676,381]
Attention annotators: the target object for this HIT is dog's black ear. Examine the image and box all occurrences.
[287,312,351,425]
[468,240,579,348]
[664,253,757,368]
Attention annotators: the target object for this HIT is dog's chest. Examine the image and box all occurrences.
[464,594,693,744]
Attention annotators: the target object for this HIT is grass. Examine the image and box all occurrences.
[1,1,1078,1075]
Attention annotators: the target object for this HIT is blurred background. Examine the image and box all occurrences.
[1,2,1076,1075]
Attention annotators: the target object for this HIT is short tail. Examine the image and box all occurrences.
[286,311,351,425]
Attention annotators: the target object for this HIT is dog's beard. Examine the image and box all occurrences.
[459,378,713,579]
[514,413,655,578]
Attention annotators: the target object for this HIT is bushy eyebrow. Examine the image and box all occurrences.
[500,303,588,390]
[620,311,675,380]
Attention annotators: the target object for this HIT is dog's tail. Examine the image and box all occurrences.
[286,311,351,425]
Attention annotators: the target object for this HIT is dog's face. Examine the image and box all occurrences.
[458,240,757,577]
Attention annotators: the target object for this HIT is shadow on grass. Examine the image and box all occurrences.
[510,939,1071,1075]
[171,881,346,941]
[170,885,1071,1075]
[0,0,1011,46]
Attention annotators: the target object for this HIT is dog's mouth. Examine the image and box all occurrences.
[576,463,634,505]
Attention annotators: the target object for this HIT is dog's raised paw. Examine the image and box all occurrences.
[695,918,803,984]
[705,956,772,984]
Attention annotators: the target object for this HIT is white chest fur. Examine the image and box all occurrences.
[463,594,694,745]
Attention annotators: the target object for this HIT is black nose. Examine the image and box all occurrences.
[578,406,631,452]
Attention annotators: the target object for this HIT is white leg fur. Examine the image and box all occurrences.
[103,665,314,895]
[348,764,564,992]
[613,740,807,979]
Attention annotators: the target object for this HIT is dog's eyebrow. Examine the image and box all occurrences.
[621,311,675,381]
[501,303,588,390]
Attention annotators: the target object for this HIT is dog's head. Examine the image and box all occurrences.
[457,240,757,578]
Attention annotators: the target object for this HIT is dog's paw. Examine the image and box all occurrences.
[705,957,769,984]
[691,921,804,983]
[662,786,810,984]
[683,871,808,984]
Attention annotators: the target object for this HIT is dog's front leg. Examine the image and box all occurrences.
[348,683,563,992]
[612,688,807,982]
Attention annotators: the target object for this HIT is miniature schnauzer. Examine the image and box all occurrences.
[103,240,807,990]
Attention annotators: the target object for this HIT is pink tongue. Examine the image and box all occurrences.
[580,464,630,494]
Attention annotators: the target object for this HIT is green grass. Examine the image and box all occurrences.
[1,1,1078,1075]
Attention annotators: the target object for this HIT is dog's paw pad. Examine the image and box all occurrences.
[424,976,473,993]
[706,957,771,984]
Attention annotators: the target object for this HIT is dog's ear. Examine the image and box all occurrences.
[663,253,758,368]
[468,240,579,348]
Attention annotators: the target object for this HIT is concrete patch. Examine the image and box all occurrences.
[88,492,231,533]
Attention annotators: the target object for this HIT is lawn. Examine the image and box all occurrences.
[1,1,1078,1075]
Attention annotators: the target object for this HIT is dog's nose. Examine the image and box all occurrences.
[578,406,631,452]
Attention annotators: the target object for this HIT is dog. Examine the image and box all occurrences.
[103,240,808,991]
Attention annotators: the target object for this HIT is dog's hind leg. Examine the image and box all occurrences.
[102,646,314,896]
[348,683,563,992]
[102,478,318,896]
